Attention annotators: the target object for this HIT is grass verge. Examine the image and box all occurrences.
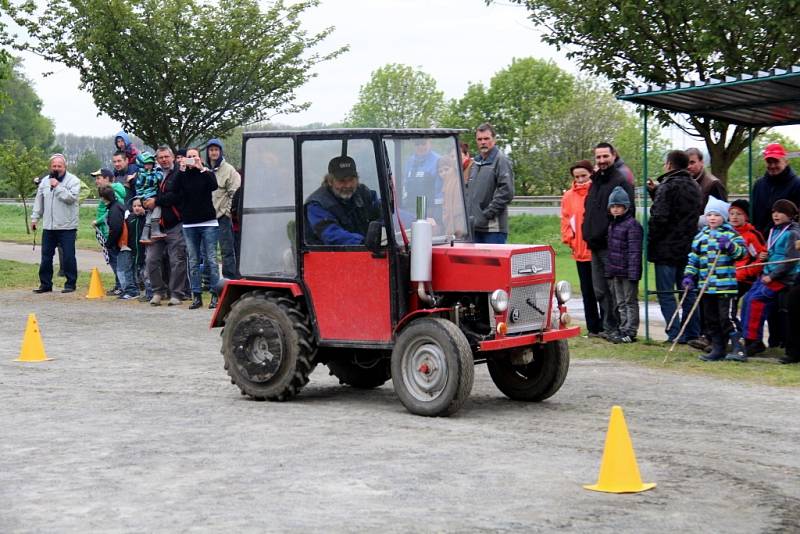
[0,204,99,249]
[0,259,116,291]
[570,331,800,387]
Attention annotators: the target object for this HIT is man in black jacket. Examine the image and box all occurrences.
[648,150,703,343]
[582,142,636,339]
[143,146,189,306]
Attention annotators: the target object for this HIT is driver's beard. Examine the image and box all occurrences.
[333,189,354,200]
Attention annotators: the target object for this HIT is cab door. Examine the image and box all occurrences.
[299,137,393,344]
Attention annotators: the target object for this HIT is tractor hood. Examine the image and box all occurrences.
[430,243,554,292]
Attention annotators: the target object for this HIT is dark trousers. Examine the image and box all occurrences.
[609,277,639,337]
[590,248,619,334]
[785,284,800,359]
[576,260,602,334]
[40,229,77,290]
[474,231,507,244]
[654,262,700,341]
[701,294,736,343]
[146,223,189,299]
[217,215,239,279]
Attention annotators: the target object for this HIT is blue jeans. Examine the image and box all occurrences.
[474,231,507,244]
[107,247,120,290]
[217,215,239,279]
[655,263,700,341]
[183,225,220,295]
[116,250,140,296]
[40,229,77,290]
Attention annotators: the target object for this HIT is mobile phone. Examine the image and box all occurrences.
[184,157,195,166]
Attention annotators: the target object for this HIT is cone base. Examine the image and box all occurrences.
[86,295,104,299]
[583,482,656,494]
[14,356,53,362]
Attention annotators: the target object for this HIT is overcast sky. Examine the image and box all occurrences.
[17,0,800,145]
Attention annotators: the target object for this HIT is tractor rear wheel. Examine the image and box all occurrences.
[221,291,316,401]
[487,340,569,402]
[391,318,474,416]
[327,352,391,389]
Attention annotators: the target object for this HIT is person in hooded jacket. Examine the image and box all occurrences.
[561,160,602,336]
[647,149,704,344]
[206,138,241,279]
[99,186,139,300]
[582,142,635,339]
[604,186,643,343]
[114,130,140,166]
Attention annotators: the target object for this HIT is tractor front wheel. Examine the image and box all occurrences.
[487,339,569,402]
[391,318,474,416]
[221,291,316,401]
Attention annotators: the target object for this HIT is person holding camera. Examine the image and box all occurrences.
[31,154,82,293]
[176,147,220,309]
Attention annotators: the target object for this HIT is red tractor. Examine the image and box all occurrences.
[211,129,580,416]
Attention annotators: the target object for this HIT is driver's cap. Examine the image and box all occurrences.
[328,155,357,179]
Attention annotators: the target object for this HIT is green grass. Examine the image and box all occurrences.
[0,204,100,249]
[570,331,800,387]
[0,259,116,291]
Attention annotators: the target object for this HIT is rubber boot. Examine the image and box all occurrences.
[189,293,203,310]
[699,336,726,361]
[140,223,153,245]
[151,220,167,241]
[208,293,218,310]
[724,333,747,362]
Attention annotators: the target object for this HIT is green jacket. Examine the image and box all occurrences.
[95,182,126,238]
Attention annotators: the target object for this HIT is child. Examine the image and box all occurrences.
[125,197,152,302]
[134,152,166,244]
[99,186,137,299]
[604,186,643,343]
[114,130,139,166]
[740,199,800,359]
[683,197,746,361]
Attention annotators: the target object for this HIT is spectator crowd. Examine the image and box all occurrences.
[561,142,800,364]
[31,131,241,310]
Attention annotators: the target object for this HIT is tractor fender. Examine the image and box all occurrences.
[210,280,304,328]
[394,307,452,335]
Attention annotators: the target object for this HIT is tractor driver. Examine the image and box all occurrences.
[305,156,382,245]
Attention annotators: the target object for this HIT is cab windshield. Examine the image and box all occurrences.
[384,136,469,244]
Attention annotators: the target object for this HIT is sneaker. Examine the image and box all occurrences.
[167,297,181,306]
[137,294,150,303]
[106,288,122,296]
[619,335,636,343]
[118,294,136,300]
[149,294,162,306]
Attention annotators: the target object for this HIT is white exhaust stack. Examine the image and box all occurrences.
[410,196,434,305]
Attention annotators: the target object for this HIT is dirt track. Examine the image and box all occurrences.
[1,288,798,533]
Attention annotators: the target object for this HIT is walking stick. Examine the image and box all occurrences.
[32,225,37,251]
[665,286,690,333]
[664,252,721,363]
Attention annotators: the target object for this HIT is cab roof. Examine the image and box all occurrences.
[243,128,467,139]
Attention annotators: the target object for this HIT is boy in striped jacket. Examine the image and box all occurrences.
[682,197,746,361]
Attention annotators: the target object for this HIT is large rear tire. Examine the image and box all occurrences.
[487,340,569,402]
[221,290,316,401]
[327,351,391,389]
[391,318,474,416]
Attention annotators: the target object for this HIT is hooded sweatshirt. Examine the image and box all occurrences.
[206,138,241,218]
[114,131,140,166]
[560,178,592,262]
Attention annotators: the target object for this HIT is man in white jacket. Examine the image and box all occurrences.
[31,153,82,293]
[206,138,241,279]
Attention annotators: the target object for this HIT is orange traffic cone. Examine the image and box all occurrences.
[86,267,105,299]
[584,406,656,493]
[14,313,51,362]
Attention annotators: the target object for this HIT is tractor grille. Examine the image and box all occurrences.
[511,251,552,278]
[489,283,552,334]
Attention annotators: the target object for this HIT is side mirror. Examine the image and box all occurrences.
[365,220,385,256]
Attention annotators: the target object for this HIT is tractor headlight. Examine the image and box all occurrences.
[555,280,572,305]
[490,289,509,313]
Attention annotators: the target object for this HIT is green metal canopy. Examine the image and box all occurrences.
[618,66,800,128]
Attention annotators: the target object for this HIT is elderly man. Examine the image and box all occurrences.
[143,146,190,306]
[305,155,381,245]
[752,143,800,238]
[466,123,514,244]
[686,148,727,206]
[31,154,82,293]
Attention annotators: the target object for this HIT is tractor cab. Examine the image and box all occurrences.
[212,129,580,416]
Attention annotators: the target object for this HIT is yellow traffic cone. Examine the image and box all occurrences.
[584,405,656,493]
[86,267,105,299]
[15,313,51,362]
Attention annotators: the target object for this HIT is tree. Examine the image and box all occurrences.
[0,139,47,232]
[500,0,800,184]
[0,59,55,150]
[11,0,345,150]
[345,64,445,128]
[74,150,102,177]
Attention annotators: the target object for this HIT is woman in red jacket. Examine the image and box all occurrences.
[561,160,602,336]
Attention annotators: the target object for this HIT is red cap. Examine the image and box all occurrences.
[763,143,787,160]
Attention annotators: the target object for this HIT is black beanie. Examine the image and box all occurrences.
[730,199,750,219]
[772,199,799,220]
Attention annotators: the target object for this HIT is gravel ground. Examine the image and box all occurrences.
[1,289,798,533]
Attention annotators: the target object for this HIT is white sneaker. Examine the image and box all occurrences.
[167,297,181,306]
[149,294,162,306]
